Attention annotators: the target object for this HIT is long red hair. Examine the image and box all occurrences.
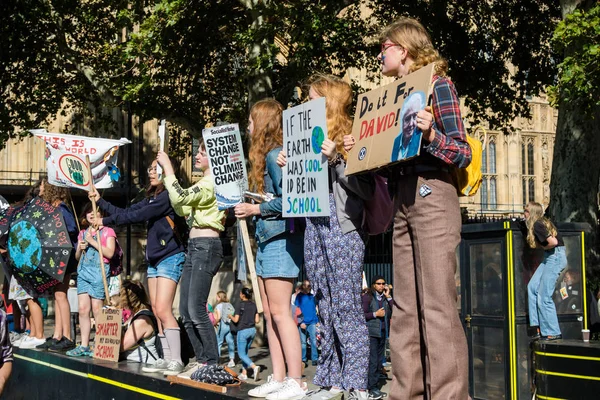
[248,99,284,193]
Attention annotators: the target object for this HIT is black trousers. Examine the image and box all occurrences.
[368,333,386,390]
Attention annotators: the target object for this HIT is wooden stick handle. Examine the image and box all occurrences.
[238,218,263,314]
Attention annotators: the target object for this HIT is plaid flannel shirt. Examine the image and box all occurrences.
[425,76,472,168]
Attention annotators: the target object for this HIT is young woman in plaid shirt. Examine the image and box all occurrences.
[346,17,472,400]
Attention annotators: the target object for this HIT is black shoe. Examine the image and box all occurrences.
[311,360,318,366]
[48,337,76,352]
[540,334,562,341]
[369,389,386,400]
[528,326,541,339]
[36,337,59,350]
[303,361,308,368]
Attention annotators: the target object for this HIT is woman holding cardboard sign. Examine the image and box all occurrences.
[233,99,305,400]
[345,17,472,400]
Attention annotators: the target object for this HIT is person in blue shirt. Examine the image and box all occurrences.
[89,159,186,376]
[294,280,319,367]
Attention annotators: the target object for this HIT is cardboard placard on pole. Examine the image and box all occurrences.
[238,218,263,314]
[93,307,123,362]
[345,63,436,175]
[85,155,111,303]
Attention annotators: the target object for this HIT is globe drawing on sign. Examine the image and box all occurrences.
[8,221,42,273]
[311,126,325,155]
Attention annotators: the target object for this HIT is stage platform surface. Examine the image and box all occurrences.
[534,339,600,399]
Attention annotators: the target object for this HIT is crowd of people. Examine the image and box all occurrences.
[3,15,577,400]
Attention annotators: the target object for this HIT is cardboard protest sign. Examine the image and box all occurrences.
[93,308,123,362]
[345,63,435,175]
[282,97,330,218]
[33,130,131,190]
[202,124,248,210]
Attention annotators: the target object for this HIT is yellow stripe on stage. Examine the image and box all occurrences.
[505,222,517,400]
[581,232,588,329]
[535,394,567,400]
[14,354,182,400]
[534,350,600,362]
[535,368,600,382]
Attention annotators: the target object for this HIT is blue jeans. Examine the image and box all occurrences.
[236,327,256,369]
[528,246,567,336]
[299,323,318,362]
[217,322,235,360]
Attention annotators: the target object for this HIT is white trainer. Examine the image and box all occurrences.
[265,378,307,400]
[142,358,169,373]
[19,337,46,349]
[227,359,236,368]
[248,375,285,398]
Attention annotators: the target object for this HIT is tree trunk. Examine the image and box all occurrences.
[551,0,600,277]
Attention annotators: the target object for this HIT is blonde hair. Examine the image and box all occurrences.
[216,290,229,304]
[306,74,352,159]
[380,17,448,77]
[525,201,558,248]
[248,99,284,193]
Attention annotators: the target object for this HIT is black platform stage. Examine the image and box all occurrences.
[534,339,600,399]
[3,347,253,399]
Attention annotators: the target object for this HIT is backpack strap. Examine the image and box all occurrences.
[165,216,183,245]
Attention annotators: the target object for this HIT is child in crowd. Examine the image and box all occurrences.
[279,74,374,400]
[67,204,116,357]
[89,158,186,375]
[229,288,260,381]
[234,99,305,399]
[213,291,235,367]
[120,280,160,364]
[156,143,225,378]
[526,201,567,340]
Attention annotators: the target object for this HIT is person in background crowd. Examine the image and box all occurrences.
[120,280,160,364]
[229,288,260,382]
[89,159,186,376]
[291,282,303,306]
[279,74,374,400]
[345,17,472,399]
[213,291,236,368]
[295,280,319,367]
[362,276,395,400]
[234,99,305,399]
[0,305,13,395]
[39,179,78,352]
[526,201,567,341]
[157,145,225,378]
[67,203,116,357]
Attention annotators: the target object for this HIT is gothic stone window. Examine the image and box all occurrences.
[481,136,497,210]
[521,137,535,204]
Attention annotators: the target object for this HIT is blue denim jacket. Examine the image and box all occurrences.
[255,147,288,243]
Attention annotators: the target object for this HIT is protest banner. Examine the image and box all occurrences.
[93,307,123,363]
[345,63,435,175]
[33,130,131,190]
[282,97,330,218]
[202,124,248,210]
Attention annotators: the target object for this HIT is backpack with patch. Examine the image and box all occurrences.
[362,174,394,235]
[451,125,486,197]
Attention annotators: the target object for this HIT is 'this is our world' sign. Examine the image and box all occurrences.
[345,63,435,175]
[202,124,248,210]
[282,97,330,218]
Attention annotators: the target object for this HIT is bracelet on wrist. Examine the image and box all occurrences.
[328,153,344,167]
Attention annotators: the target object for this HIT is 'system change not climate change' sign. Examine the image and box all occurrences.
[202,124,248,210]
[282,97,330,218]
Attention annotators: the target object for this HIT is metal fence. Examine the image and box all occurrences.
[0,170,46,187]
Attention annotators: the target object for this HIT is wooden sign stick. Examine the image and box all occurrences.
[85,155,111,303]
[238,218,263,314]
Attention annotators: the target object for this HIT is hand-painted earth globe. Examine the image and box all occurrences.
[311,126,325,155]
[8,221,42,273]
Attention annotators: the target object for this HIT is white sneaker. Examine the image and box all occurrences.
[11,333,27,347]
[346,390,369,400]
[176,362,205,380]
[248,375,285,398]
[253,365,261,381]
[227,359,236,368]
[265,378,307,400]
[142,358,169,373]
[19,337,46,349]
[305,388,344,400]
[163,360,185,376]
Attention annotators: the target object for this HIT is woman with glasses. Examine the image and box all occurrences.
[344,17,471,400]
[89,159,186,376]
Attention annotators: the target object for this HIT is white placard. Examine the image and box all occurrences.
[282,97,330,217]
[202,124,248,210]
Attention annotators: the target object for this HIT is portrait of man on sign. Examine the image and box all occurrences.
[391,91,426,162]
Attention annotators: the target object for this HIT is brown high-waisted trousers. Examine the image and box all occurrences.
[389,170,468,400]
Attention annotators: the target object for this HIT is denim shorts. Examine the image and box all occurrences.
[147,252,185,283]
[78,277,107,300]
[256,232,303,279]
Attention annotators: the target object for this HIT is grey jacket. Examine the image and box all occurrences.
[330,160,375,234]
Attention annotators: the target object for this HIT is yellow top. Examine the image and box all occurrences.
[163,175,225,231]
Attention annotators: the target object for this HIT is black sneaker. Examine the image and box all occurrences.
[48,337,76,352]
[528,326,541,340]
[369,389,386,400]
[540,334,562,341]
[311,360,318,366]
[36,337,59,350]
